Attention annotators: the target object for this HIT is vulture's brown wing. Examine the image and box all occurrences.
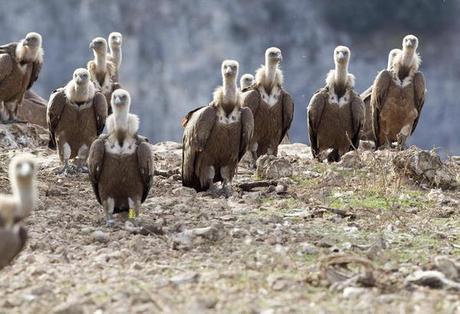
[411,71,426,135]
[360,85,373,102]
[181,106,217,189]
[280,91,294,144]
[307,90,327,158]
[350,92,365,149]
[370,70,392,147]
[0,226,27,271]
[27,58,43,90]
[46,89,66,149]
[93,92,108,135]
[181,106,205,127]
[136,140,154,203]
[242,89,260,117]
[0,53,13,83]
[238,107,254,161]
[88,137,106,205]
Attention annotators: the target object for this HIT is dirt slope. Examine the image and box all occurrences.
[0,124,459,313]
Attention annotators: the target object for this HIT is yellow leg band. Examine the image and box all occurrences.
[128,209,137,219]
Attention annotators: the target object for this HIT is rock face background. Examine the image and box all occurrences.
[1,0,459,154]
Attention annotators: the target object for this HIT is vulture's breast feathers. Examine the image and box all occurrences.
[254,65,284,107]
[212,86,242,124]
[325,70,356,107]
[392,53,422,87]
[63,81,96,110]
[104,114,140,155]
[87,60,116,93]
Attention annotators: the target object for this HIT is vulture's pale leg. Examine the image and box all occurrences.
[76,145,89,173]
[4,101,25,123]
[397,124,412,151]
[58,143,76,175]
[0,101,7,122]
[104,198,115,227]
[380,134,392,150]
[205,166,220,196]
[125,198,142,231]
[250,143,258,169]
[221,166,233,198]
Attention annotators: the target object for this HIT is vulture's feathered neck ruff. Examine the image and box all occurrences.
[15,40,43,64]
[214,60,240,116]
[255,63,284,94]
[65,80,96,104]
[387,49,402,71]
[7,154,37,220]
[326,46,354,99]
[107,91,139,146]
[393,49,421,81]
[213,85,241,117]
[393,36,421,81]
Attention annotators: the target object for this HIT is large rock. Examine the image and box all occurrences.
[17,90,47,128]
[393,147,458,189]
[256,155,293,179]
[278,143,312,160]
[0,123,48,149]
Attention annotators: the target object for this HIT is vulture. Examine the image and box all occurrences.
[360,49,401,142]
[0,154,36,270]
[242,47,294,167]
[371,35,425,149]
[108,32,123,81]
[47,68,107,174]
[0,32,43,123]
[88,89,153,227]
[307,46,364,162]
[240,73,255,92]
[88,37,120,113]
[182,60,254,197]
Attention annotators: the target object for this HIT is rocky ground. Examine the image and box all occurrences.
[0,123,459,314]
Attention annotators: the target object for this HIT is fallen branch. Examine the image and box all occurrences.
[316,206,355,218]
[154,168,180,177]
[238,180,278,191]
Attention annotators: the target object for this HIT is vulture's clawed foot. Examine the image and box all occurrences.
[204,185,221,198]
[223,185,233,198]
[2,117,27,124]
[77,165,89,173]
[125,218,142,234]
[396,134,407,151]
[106,219,115,228]
[57,164,78,176]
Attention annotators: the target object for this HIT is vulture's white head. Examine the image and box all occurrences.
[23,32,42,49]
[89,37,108,54]
[72,68,90,86]
[240,73,255,90]
[402,35,419,53]
[387,48,402,70]
[111,89,131,115]
[334,46,350,66]
[9,154,36,188]
[221,59,239,81]
[108,32,123,48]
[265,47,282,66]
[20,32,42,62]
[7,154,37,220]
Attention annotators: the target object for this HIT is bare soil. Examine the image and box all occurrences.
[0,124,459,313]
